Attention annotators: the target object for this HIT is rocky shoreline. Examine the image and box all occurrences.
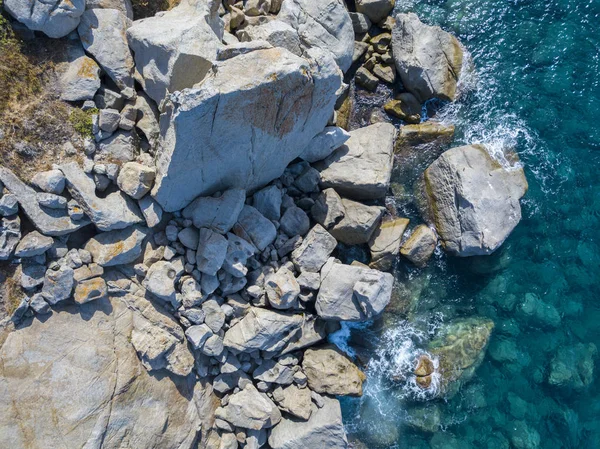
[0,0,528,448]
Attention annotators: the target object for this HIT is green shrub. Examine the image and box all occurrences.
[69,108,98,137]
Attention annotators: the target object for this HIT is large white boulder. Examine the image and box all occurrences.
[420,144,528,256]
[152,47,341,212]
[127,0,223,104]
[279,0,354,72]
[4,0,85,38]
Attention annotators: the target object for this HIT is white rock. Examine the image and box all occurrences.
[300,126,350,163]
[4,0,85,38]
[60,56,101,102]
[237,20,302,56]
[0,216,20,260]
[196,228,228,276]
[42,264,74,304]
[142,261,179,303]
[30,169,66,194]
[138,195,163,227]
[329,198,384,245]
[356,0,395,23]
[220,384,281,430]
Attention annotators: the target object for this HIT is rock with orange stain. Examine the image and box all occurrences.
[84,225,149,267]
[73,276,107,304]
[60,55,101,102]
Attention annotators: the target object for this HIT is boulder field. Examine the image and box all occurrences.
[0,0,528,448]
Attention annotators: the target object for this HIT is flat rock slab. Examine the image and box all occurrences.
[0,296,215,449]
[0,167,89,236]
[84,226,149,266]
[320,122,396,200]
[60,162,143,231]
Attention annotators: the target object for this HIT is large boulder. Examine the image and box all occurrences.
[0,296,217,449]
[127,0,223,104]
[329,198,384,245]
[78,9,135,93]
[279,0,354,72]
[420,144,528,257]
[355,0,395,24]
[219,384,281,430]
[391,13,463,103]
[152,47,341,211]
[268,396,348,449]
[319,122,396,200]
[3,0,85,38]
[316,260,393,321]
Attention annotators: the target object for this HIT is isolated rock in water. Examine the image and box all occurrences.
[400,224,437,267]
[78,9,135,93]
[300,126,351,163]
[60,162,144,231]
[291,224,337,273]
[279,0,354,72]
[392,13,463,102]
[0,296,214,449]
[0,215,20,260]
[302,345,366,396]
[60,55,101,102]
[233,205,276,251]
[356,0,395,24]
[369,217,410,271]
[316,261,393,321]
[127,0,223,104]
[0,167,89,236]
[86,0,133,18]
[152,46,341,212]
[183,189,246,234]
[421,144,528,256]
[117,162,156,199]
[14,231,54,258]
[320,122,396,200]
[268,396,348,449]
[237,20,302,57]
[220,384,281,430]
[84,226,149,266]
[329,198,384,245]
[4,0,85,38]
[548,343,597,390]
[223,307,304,353]
[429,317,494,397]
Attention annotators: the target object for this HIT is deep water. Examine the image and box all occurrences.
[339,0,600,448]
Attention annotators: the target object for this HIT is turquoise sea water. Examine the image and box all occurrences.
[340,0,600,447]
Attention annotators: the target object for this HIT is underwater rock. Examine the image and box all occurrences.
[548,343,597,390]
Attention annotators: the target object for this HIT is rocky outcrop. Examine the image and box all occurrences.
[420,144,528,256]
[0,297,216,449]
[391,13,464,103]
[3,0,85,38]
[279,0,354,72]
[152,47,341,211]
[127,0,223,104]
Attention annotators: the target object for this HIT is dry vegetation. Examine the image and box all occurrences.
[0,263,23,318]
[132,0,181,19]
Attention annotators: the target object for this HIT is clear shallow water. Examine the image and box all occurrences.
[339,0,600,447]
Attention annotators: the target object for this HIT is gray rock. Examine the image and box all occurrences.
[355,66,378,91]
[233,205,276,252]
[223,307,303,353]
[279,0,354,72]
[183,189,246,234]
[0,193,18,215]
[421,144,528,256]
[185,324,213,349]
[30,169,65,194]
[244,0,271,16]
[126,0,223,104]
[296,271,320,290]
[399,224,437,267]
[0,215,21,260]
[302,344,365,396]
[36,192,67,209]
[356,0,394,23]
[223,232,256,277]
[201,334,224,356]
[316,261,393,321]
[86,0,133,18]
[253,359,294,385]
[253,185,282,221]
[291,224,337,273]
[60,162,143,231]
[99,108,121,133]
[138,195,163,227]
[73,277,108,304]
[300,126,350,164]
[96,130,137,161]
[143,261,179,303]
[152,47,340,212]
[42,263,74,304]
[220,384,281,430]
[60,55,101,102]
[329,198,384,245]
[0,166,89,236]
[268,396,347,449]
[177,227,198,250]
[4,0,84,38]
[392,13,464,102]
[265,267,300,310]
[320,122,396,200]
[73,263,104,282]
[21,263,46,289]
[15,231,54,257]
[0,296,213,448]
[237,20,302,56]
[202,298,225,333]
[294,166,320,193]
[78,9,135,92]
[84,226,148,266]
[29,292,50,314]
[368,217,410,271]
[349,12,372,34]
[272,384,312,420]
[196,228,228,276]
[279,206,310,237]
[279,315,329,355]
[310,188,345,230]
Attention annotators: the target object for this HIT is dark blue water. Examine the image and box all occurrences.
[339,0,600,447]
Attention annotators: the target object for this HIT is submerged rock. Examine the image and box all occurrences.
[420,144,528,257]
[392,13,463,103]
[548,343,597,390]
